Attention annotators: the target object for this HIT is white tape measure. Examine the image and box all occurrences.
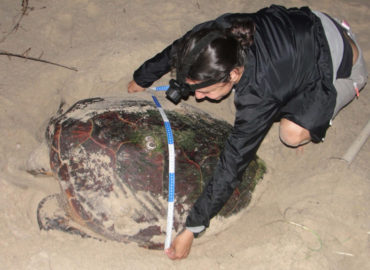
[150,86,175,249]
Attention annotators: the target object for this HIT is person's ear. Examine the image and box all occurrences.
[229,67,244,83]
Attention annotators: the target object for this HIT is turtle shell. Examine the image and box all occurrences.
[44,97,265,249]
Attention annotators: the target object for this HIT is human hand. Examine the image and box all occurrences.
[165,229,194,260]
[127,80,145,93]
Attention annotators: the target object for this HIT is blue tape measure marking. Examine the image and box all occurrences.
[152,95,162,107]
[152,85,170,91]
[168,173,175,202]
[164,122,174,145]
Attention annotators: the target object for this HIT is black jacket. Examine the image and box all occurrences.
[133,5,336,231]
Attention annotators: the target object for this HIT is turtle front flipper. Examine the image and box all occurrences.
[37,194,98,240]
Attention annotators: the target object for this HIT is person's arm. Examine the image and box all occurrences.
[128,19,220,91]
[186,90,279,233]
[165,89,280,260]
[132,44,173,88]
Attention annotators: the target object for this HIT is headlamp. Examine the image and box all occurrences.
[166,79,193,104]
[166,78,220,104]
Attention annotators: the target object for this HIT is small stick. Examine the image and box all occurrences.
[0,50,78,71]
[0,0,30,43]
[342,119,370,164]
[333,251,354,257]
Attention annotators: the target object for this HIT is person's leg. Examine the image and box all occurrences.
[314,11,368,118]
[279,118,311,147]
[331,23,368,117]
[332,42,367,117]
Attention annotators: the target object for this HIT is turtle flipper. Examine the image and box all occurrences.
[27,168,53,177]
[37,194,95,239]
[132,225,164,250]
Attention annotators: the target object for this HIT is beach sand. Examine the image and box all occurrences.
[0,0,369,269]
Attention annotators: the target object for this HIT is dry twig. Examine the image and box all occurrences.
[0,0,32,43]
[0,49,78,71]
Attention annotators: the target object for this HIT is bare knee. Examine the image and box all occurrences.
[279,119,311,147]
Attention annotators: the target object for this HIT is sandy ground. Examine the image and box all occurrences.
[0,0,369,269]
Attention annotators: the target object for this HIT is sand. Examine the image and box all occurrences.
[0,0,369,269]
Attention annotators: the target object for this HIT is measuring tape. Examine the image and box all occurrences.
[149,86,174,249]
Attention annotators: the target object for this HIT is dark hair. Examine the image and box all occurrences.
[171,19,255,83]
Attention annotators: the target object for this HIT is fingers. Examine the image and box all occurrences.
[165,246,189,260]
[127,80,145,93]
[164,229,194,260]
[165,247,178,260]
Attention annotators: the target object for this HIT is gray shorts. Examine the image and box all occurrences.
[314,11,368,118]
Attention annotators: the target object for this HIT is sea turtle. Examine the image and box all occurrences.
[37,97,265,249]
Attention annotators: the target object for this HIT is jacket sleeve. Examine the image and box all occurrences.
[133,45,173,88]
[132,20,217,88]
[185,89,279,231]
